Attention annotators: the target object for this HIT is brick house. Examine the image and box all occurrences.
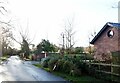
[90,22,120,61]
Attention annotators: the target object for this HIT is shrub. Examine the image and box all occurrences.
[62,60,74,74]
[55,59,65,72]
[41,54,61,70]
[78,62,89,74]
[65,55,88,74]
[48,58,58,71]
[70,67,82,76]
[40,54,92,76]
[41,57,50,68]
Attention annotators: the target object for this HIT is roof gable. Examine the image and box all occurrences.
[90,22,120,44]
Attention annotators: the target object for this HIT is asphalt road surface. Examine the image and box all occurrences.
[0,56,67,82]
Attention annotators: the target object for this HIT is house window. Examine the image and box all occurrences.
[107,30,114,38]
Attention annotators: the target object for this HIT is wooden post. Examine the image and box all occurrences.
[111,63,113,81]
[98,62,101,77]
[88,62,91,74]
[98,63,100,71]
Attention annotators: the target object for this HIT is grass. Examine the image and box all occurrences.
[33,64,42,68]
[33,64,51,72]
[0,55,9,64]
[33,63,107,83]
[52,72,107,83]
[0,56,8,61]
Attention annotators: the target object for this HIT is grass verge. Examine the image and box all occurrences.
[33,64,51,72]
[33,63,107,83]
[0,56,8,61]
[0,55,9,64]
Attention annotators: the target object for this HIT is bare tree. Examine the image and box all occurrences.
[88,30,96,54]
[88,30,96,44]
[61,17,76,54]
[60,32,65,55]
[0,21,13,56]
[0,0,12,56]
[12,20,35,45]
[0,0,8,15]
[11,21,35,58]
[11,29,30,58]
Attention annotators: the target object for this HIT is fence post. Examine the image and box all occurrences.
[98,63,100,70]
[98,62,101,77]
[111,63,113,81]
[88,62,91,74]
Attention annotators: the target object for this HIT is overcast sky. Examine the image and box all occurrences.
[7,0,119,48]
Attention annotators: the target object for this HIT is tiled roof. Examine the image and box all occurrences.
[90,22,120,44]
[107,22,120,28]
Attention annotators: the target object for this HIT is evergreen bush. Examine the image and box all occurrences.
[62,60,74,74]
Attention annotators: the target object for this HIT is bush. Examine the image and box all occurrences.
[70,67,82,76]
[41,54,61,70]
[79,62,89,74]
[41,57,50,68]
[65,55,89,74]
[48,58,58,71]
[40,54,92,76]
[62,60,74,74]
[55,59,65,72]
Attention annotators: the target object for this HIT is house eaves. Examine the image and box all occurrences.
[90,22,120,44]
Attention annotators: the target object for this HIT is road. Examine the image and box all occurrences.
[0,56,67,82]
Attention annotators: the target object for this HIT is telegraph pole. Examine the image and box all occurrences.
[112,1,120,23]
[118,1,120,23]
[61,32,65,56]
[0,26,2,57]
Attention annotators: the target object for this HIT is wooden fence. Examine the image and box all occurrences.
[86,62,120,82]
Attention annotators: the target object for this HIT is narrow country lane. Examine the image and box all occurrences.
[0,56,66,82]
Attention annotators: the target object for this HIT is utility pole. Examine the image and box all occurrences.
[0,26,2,57]
[118,1,120,23]
[112,1,120,23]
[61,32,65,56]
[88,36,91,54]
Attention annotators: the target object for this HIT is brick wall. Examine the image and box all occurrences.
[94,27,120,61]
